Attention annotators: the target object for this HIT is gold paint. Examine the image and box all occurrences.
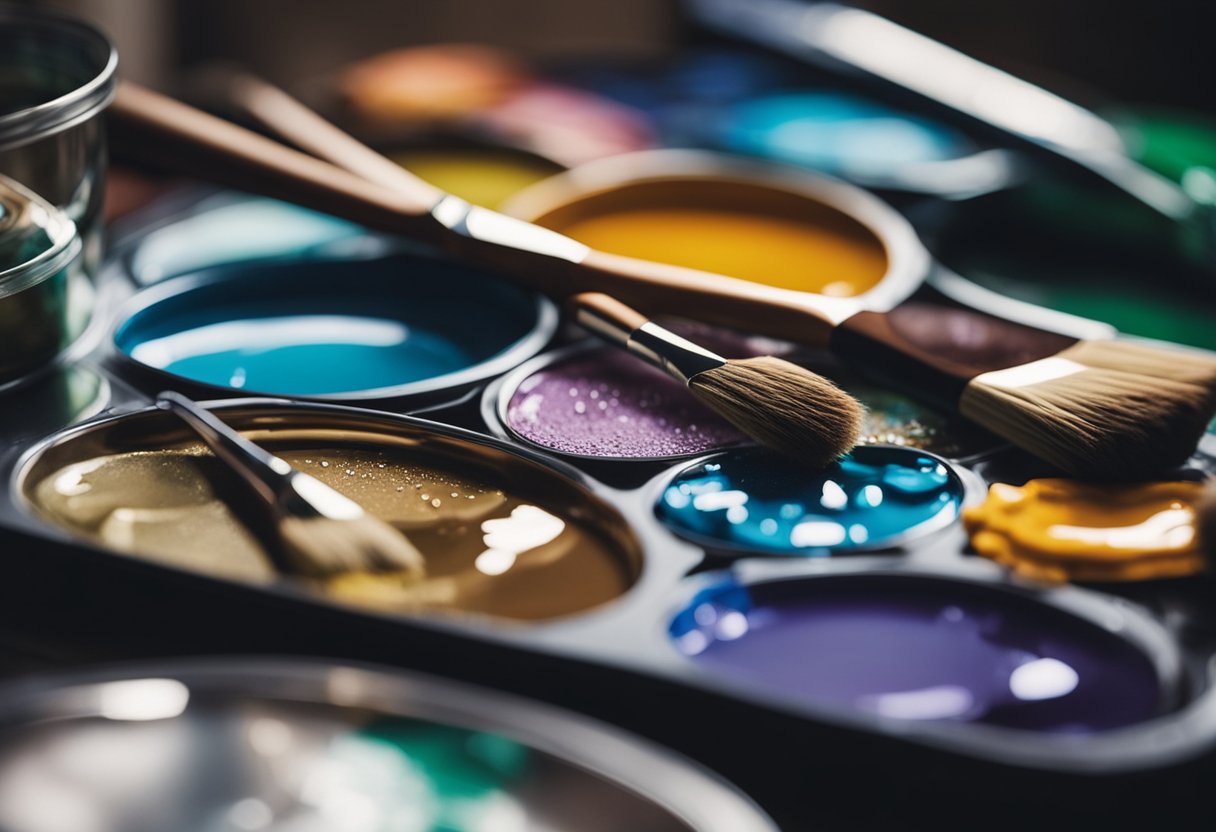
[547,208,884,296]
[963,478,1207,583]
[30,444,632,621]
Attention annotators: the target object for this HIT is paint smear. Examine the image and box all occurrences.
[964,478,1207,583]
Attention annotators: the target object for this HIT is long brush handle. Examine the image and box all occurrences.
[110,82,846,347]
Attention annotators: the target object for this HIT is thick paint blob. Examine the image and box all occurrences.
[532,187,887,297]
[389,148,564,208]
[115,254,547,396]
[505,349,746,459]
[964,478,1207,583]
[657,445,964,554]
[130,197,363,284]
[721,92,972,177]
[671,577,1163,733]
[0,696,693,831]
[30,444,632,622]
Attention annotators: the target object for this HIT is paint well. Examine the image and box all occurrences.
[657,445,963,554]
[721,92,972,177]
[0,696,694,831]
[671,576,1163,733]
[115,253,548,397]
[389,148,563,208]
[964,478,1207,583]
[530,183,887,297]
[30,443,633,622]
[505,348,746,459]
[130,197,363,284]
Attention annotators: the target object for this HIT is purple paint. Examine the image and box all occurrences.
[505,348,745,458]
[672,577,1163,733]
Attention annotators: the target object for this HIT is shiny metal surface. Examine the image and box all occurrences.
[0,6,117,277]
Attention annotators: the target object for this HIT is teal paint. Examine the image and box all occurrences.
[657,445,964,555]
[116,253,546,396]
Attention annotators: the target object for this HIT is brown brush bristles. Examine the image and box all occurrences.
[278,514,426,578]
[1197,480,1216,565]
[688,356,863,466]
[961,357,1215,480]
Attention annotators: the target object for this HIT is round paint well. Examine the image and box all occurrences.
[19,403,640,623]
[656,445,965,554]
[670,575,1170,733]
[127,195,365,285]
[0,661,775,832]
[501,345,747,461]
[505,152,908,299]
[114,251,556,400]
[720,92,974,179]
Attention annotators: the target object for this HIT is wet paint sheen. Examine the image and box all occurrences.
[390,148,563,209]
[964,478,1207,583]
[657,446,964,554]
[670,577,1162,732]
[31,445,632,621]
[115,254,546,397]
[539,205,886,296]
[128,310,477,395]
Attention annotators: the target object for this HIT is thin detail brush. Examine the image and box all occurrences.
[157,391,425,579]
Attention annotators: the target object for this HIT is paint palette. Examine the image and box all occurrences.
[0,185,1214,828]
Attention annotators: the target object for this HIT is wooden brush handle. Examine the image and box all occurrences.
[111,82,845,347]
[110,82,445,244]
[221,71,443,205]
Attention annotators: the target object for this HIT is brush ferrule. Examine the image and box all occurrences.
[431,195,591,262]
[627,322,726,385]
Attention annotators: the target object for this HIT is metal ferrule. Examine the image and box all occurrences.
[430,195,591,263]
[627,322,727,385]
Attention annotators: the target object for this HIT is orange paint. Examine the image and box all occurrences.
[963,478,1207,583]
[538,203,887,297]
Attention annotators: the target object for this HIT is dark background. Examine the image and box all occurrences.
[34,0,1216,115]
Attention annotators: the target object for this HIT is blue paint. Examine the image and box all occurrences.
[130,197,364,285]
[720,92,972,177]
[115,252,547,396]
[656,445,963,555]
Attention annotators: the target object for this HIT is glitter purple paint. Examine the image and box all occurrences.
[505,348,746,458]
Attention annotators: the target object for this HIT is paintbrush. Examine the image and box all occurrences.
[157,391,425,578]
[684,0,1216,274]
[216,72,862,465]
[109,83,1216,479]
[1198,479,1216,567]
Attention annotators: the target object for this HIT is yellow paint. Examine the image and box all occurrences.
[541,206,886,296]
[390,149,562,209]
[963,478,1207,583]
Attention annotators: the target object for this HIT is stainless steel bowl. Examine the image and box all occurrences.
[0,6,117,277]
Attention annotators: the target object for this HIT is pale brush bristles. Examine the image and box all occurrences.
[278,514,426,579]
[961,357,1215,480]
[688,356,863,466]
[1060,340,1216,393]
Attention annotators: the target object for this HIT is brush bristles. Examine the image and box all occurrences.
[961,343,1216,479]
[1198,480,1216,564]
[278,514,426,578]
[688,356,862,466]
